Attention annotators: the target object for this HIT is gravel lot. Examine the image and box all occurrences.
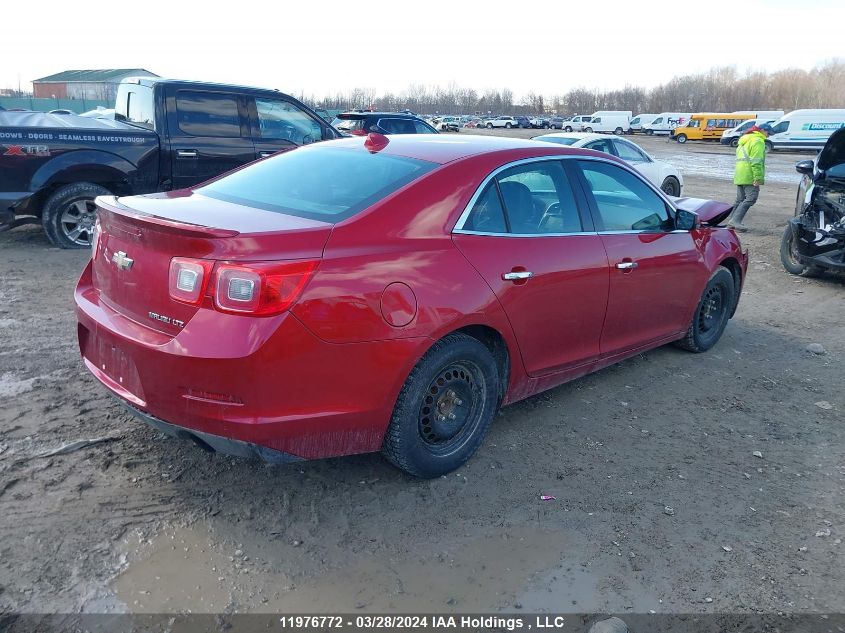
[0,130,842,616]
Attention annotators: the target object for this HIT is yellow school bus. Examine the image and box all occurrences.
[671,113,756,143]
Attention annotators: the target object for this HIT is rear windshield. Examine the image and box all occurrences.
[534,136,579,146]
[198,146,437,222]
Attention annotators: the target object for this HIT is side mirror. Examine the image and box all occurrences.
[675,209,700,231]
[795,159,814,176]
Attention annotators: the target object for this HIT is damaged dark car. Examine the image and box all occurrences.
[781,127,845,277]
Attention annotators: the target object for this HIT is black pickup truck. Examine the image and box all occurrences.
[0,77,339,248]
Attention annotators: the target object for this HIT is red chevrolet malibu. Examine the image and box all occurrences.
[75,134,747,478]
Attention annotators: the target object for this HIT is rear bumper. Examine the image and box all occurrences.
[122,401,303,463]
[75,261,427,461]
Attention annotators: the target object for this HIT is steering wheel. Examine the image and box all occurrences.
[539,201,562,231]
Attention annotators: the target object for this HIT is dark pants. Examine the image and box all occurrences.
[731,185,759,225]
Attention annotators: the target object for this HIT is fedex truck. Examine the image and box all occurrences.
[643,112,691,135]
[766,109,845,151]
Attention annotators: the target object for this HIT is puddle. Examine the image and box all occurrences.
[112,524,238,612]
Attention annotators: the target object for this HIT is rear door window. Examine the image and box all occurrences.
[176,91,242,137]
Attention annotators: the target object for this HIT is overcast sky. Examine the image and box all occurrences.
[4,0,843,100]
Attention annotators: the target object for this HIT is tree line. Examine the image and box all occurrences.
[303,60,844,115]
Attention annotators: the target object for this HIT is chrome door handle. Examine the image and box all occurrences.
[616,261,638,270]
[176,149,198,158]
[259,150,276,158]
[502,271,534,280]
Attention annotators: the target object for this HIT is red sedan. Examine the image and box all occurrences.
[75,134,748,478]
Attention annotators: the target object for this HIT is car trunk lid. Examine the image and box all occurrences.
[92,193,331,336]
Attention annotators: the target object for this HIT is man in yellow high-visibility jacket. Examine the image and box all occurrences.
[729,122,773,232]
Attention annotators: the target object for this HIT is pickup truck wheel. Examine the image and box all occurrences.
[660,176,681,197]
[780,225,823,277]
[381,333,499,478]
[42,182,111,249]
[675,267,734,353]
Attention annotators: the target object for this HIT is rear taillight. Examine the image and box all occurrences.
[213,260,318,316]
[169,257,214,305]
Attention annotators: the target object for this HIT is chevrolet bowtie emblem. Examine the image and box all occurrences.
[112,251,134,271]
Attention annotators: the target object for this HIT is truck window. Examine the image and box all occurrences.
[176,91,242,138]
[255,98,323,145]
[117,84,155,130]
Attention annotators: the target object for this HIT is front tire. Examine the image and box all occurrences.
[780,225,823,277]
[505,122,512,129]
[730,137,740,148]
[765,140,774,152]
[564,126,573,132]
[675,267,735,353]
[614,127,623,135]
[660,176,681,197]
[42,182,111,249]
[676,133,687,144]
[382,333,500,478]
[487,123,493,129]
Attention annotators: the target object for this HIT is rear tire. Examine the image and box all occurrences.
[382,333,499,478]
[42,182,111,249]
[614,127,623,135]
[505,122,512,129]
[780,225,824,277]
[660,176,681,197]
[645,129,653,135]
[564,126,573,132]
[584,127,593,133]
[675,267,735,353]
[487,123,493,129]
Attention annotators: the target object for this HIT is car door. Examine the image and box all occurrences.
[165,87,255,189]
[611,138,659,186]
[452,159,610,376]
[249,96,329,159]
[572,158,709,357]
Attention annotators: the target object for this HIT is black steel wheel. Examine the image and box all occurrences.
[675,267,735,353]
[382,333,500,478]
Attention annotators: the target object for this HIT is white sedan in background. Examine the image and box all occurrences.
[531,132,684,196]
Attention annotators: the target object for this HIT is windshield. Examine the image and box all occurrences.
[199,146,437,222]
[534,136,579,146]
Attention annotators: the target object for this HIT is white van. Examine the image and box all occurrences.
[767,109,845,151]
[720,118,777,147]
[563,115,593,132]
[591,110,633,118]
[629,114,657,133]
[583,114,631,135]
[643,112,692,135]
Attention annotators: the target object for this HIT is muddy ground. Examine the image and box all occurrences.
[0,132,842,617]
